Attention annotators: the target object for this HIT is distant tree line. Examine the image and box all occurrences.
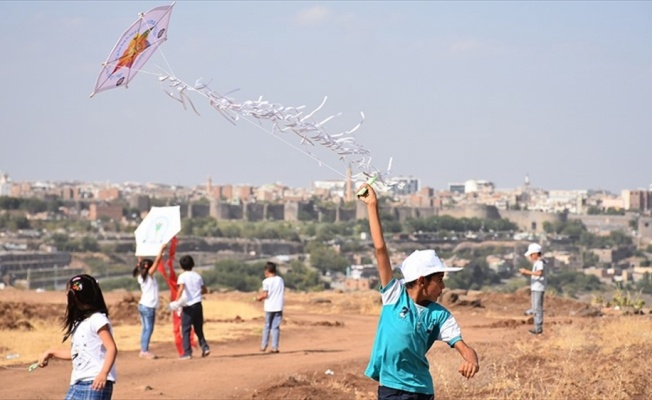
[405,215,518,234]
[0,196,63,214]
[544,220,633,248]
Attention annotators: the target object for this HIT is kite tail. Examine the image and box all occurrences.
[157,236,196,355]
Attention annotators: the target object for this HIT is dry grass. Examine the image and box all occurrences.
[0,297,267,366]
[4,290,652,400]
[431,316,652,399]
[284,290,381,316]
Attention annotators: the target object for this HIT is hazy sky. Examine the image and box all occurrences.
[0,1,650,192]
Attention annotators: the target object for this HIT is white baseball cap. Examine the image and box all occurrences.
[400,249,462,283]
[524,243,542,257]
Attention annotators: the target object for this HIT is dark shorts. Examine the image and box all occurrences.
[378,385,434,400]
[65,381,114,400]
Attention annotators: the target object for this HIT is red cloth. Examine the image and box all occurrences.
[157,237,195,355]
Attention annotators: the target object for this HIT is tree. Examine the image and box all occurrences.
[635,272,652,294]
[445,260,501,290]
[547,270,604,297]
[283,260,323,291]
[204,260,264,291]
[307,243,349,273]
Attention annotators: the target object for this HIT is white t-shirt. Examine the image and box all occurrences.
[177,270,204,306]
[530,259,547,292]
[262,275,285,312]
[138,274,159,308]
[70,313,117,385]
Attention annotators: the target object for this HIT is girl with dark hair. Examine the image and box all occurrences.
[37,274,118,400]
[132,243,167,360]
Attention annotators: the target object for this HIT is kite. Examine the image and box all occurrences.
[134,206,181,257]
[91,4,172,96]
[91,2,393,190]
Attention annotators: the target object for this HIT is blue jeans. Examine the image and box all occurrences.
[261,311,283,350]
[138,304,156,352]
[65,381,113,400]
[531,290,544,332]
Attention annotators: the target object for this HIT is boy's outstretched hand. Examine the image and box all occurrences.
[356,183,377,205]
[458,360,480,379]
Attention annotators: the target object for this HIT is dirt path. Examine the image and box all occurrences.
[1,306,527,400]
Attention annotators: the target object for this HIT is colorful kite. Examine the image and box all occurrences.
[91,2,392,189]
[91,4,173,97]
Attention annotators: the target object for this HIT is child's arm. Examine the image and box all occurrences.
[255,290,269,302]
[149,242,168,276]
[92,325,117,391]
[176,283,185,301]
[357,184,393,287]
[38,348,72,367]
[201,285,208,295]
[453,340,480,379]
[519,268,543,277]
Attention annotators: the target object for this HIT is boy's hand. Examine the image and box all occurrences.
[519,268,529,275]
[356,184,377,205]
[458,361,479,379]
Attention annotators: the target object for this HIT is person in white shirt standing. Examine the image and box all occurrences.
[176,255,210,359]
[132,242,167,360]
[520,243,547,335]
[37,274,118,399]
[255,262,285,353]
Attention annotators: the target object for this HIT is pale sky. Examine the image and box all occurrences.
[0,1,650,192]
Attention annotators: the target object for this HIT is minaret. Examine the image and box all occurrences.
[524,173,530,191]
[346,164,352,202]
[207,176,213,197]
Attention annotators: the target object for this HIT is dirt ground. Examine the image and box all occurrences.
[0,287,601,399]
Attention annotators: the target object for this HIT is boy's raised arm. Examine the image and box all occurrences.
[357,184,393,287]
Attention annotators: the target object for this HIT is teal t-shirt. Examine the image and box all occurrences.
[364,278,462,395]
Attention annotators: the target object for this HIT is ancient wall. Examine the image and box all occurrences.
[499,209,566,233]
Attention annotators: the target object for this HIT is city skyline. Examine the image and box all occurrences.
[1,168,648,195]
[1,2,650,192]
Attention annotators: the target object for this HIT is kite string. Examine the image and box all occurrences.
[142,15,177,79]
[184,82,350,180]
[123,65,385,184]
[133,66,351,180]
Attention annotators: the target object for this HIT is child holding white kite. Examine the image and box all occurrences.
[132,242,168,360]
[37,274,117,400]
[357,183,479,399]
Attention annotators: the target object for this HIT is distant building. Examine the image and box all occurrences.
[623,189,651,212]
[389,176,420,196]
[448,183,465,194]
[89,203,123,221]
[464,179,494,194]
[97,188,120,201]
[0,171,12,196]
[313,180,346,199]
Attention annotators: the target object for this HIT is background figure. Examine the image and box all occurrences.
[176,255,210,359]
[132,242,167,360]
[520,243,547,335]
[357,183,479,399]
[38,274,118,400]
[255,261,285,353]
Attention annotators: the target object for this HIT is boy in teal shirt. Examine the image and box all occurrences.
[358,183,479,399]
